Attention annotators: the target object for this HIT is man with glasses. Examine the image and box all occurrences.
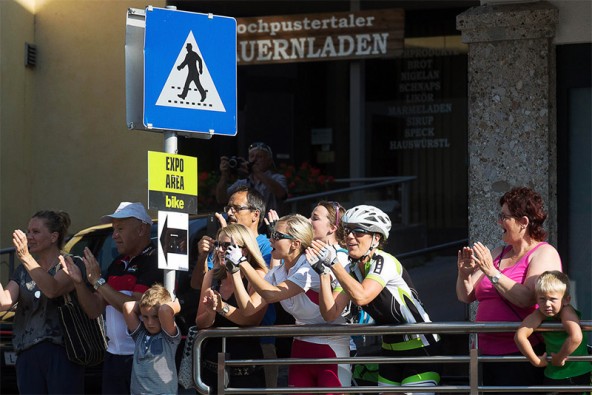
[215,142,288,213]
[191,186,280,388]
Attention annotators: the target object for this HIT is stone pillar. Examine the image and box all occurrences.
[457,2,559,247]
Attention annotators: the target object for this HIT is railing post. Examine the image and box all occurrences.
[469,332,479,395]
[469,348,479,395]
[217,351,228,394]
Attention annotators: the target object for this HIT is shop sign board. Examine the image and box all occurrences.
[236,9,404,65]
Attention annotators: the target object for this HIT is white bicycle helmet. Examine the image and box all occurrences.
[342,205,391,239]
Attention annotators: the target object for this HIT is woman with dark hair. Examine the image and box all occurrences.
[456,187,563,392]
[0,210,84,394]
[196,223,268,392]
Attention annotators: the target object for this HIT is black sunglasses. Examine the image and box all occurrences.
[343,227,372,238]
[270,231,294,241]
[214,241,244,250]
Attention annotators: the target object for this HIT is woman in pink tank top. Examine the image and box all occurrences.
[456,187,563,393]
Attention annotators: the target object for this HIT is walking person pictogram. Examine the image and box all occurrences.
[177,43,207,102]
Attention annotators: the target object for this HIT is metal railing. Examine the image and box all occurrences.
[192,321,592,395]
[284,176,416,226]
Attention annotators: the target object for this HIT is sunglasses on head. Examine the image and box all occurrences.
[327,201,343,227]
[343,227,372,237]
[248,142,272,155]
[270,231,294,241]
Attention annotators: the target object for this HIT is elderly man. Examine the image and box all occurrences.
[215,142,288,213]
[63,202,161,395]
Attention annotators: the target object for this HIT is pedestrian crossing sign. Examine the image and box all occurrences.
[144,7,237,136]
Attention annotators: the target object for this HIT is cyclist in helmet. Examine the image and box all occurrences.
[306,204,441,395]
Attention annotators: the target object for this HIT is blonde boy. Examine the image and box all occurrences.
[123,284,181,395]
[515,271,591,393]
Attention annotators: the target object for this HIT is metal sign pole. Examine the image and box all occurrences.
[161,3,176,300]
[163,130,177,295]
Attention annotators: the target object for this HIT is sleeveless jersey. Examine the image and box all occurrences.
[339,249,439,346]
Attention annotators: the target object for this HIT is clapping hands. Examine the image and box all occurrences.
[61,255,83,284]
[457,243,497,278]
[306,240,337,275]
[457,246,478,277]
[202,289,222,311]
[12,230,31,262]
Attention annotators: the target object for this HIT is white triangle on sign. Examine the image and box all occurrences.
[155,31,226,112]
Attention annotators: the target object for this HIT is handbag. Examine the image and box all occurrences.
[58,291,108,366]
[178,325,198,389]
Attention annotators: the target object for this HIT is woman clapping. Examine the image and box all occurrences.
[0,211,84,394]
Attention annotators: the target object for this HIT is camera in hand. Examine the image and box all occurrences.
[227,156,255,176]
[227,156,242,170]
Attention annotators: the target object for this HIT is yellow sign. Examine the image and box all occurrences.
[148,151,198,214]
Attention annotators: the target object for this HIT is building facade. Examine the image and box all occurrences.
[0,0,590,318]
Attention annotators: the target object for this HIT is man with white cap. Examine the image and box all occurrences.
[63,202,161,395]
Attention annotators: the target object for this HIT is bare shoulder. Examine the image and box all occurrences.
[529,243,562,269]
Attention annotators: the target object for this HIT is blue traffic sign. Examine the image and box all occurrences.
[144,7,237,136]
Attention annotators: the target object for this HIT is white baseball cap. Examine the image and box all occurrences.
[100,202,153,225]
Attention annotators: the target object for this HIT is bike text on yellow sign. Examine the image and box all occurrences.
[148,151,198,214]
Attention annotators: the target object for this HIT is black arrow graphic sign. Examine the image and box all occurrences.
[159,215,188,265]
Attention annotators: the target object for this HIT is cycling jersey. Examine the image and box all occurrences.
[338,249,439,346]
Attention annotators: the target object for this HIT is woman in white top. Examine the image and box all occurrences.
[225,214,350,394]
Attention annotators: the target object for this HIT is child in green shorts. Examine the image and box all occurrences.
[515,270,591,394]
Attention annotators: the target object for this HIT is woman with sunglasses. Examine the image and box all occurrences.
[456,187,562,392]
[225,214,350,394]
[308,205,441,395]
[195,223,268,392]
